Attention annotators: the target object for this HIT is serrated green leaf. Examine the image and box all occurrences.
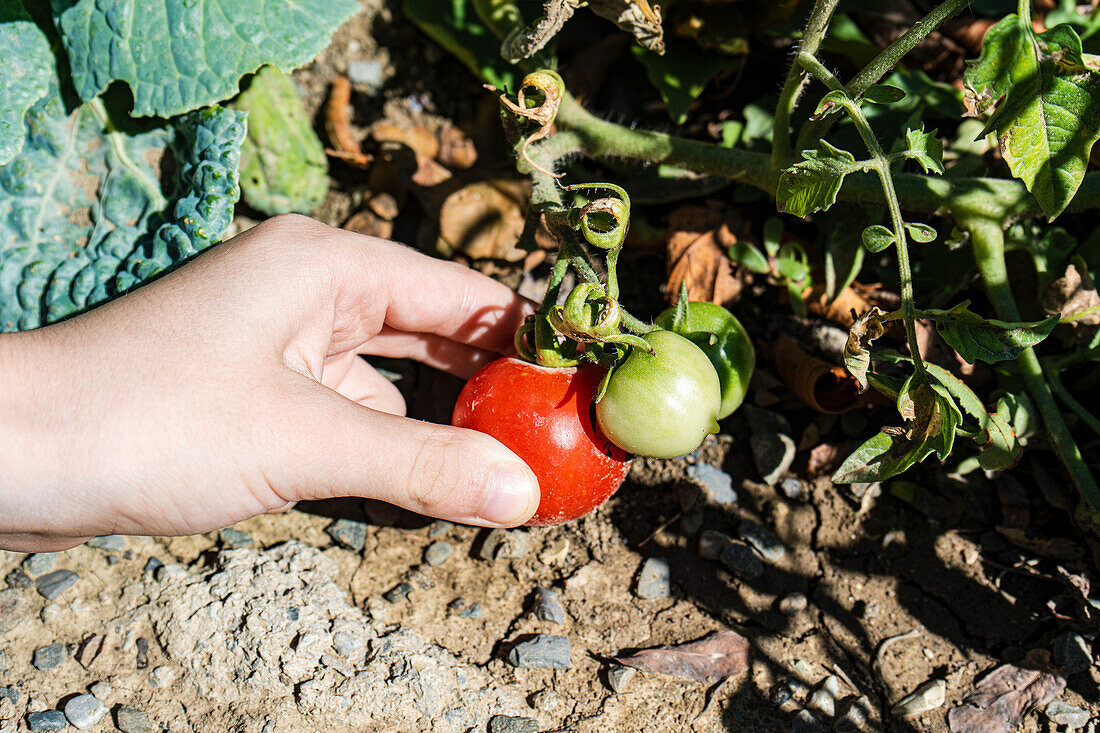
[922,363,1022,471]
[831,429,930,483]
[902,127,944,174]
[905,222,937,243]
[230,66,328,216]
[52,0,358,117]
[728,242,769,274]
[922,300,1059,363]
[0,0,52,165]
[776,140,859,218]
[863,84,906,104]
[632,40,731,125]
[0,80,245,331]
[862,224,895,253]
[964,16,1100,219]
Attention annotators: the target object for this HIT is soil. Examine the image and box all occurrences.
[2,2,1099,732]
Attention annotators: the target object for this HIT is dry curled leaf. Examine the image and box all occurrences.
[502,0,581,62]
[438,180,528,261]
[772,334,877,414]
[666,206,744,306]
[324,76,371,169]
[343,209,393,240]
[613,630,750,684]
[437,125,477,169]
[367,192,399,221]
[588,0,665,54]
[948,650,1066,733]
[845,306,889,392]
[1043,264,1099,345]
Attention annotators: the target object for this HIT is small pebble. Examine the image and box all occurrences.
[479,529,529,560]
[33,643,66,671]
[0,649,7,671]
[26,710,67,732]
[1044,700,1090,730]
[64,693,107,730]
[507,635,570,670]
[116,705,154,733]
[106,555,118,566]
[423,541,453,566]
[22,553,56,576]
[808,676,838,717]
[136,637,149,669]
[1052,631,1092,675]
[607,665,636,693]
[698,530,734,561]
[679,504,705,535]
[326,519,367,551]
[488,715,539,733]
[458,602,482,619]
[447,598,466,614]
[5,568,32,589]
[790,709,827,733]
[150,665,175,688]
[428,521,453,538]
[332,632,364,657]
[383,583,413,604]
[89,681,111,701]
[835,698,870,732]
[529,689,561,712]
[534,588,566,624]
[749,428,796,485]
[771,682,793,706]
[143,558,163,574]
[635,557,671,599]
[346,59,385,95]
[218,528,253,549]
[891,678,945,717]
[720,542,763,580]
[686,463,737,504]
[779,593,807,616]
[739,520,786,562]
[0,686,16,706]
[35,570,78,601]
[86,535,125,551]
[780,477,805,500]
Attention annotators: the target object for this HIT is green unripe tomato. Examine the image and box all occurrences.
[656,301,754,419]
[595,330,722,458]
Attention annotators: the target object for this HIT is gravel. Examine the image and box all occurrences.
[534,588,566,624]
[458,602,483,619]
[607,665,636,693]
[779,593,808,616]
[33,644,66,671]
[507,635,571,670]
[86,535,125,551]
[5,567,32,589]
[333,631,364,657]
[488,715,539,733]
[720,543,763,580]
[326,519,367,551]
[26,710,68,732]
[383,583,413,604]
[739,520,786,562]
[634,557,670,599]
[22,553,57,576]
[219,528,254,548]
[479,529,529,560]
[1052,631,1092,675]
[35,569,79,601]
[64,693,107,730]
[686,462,737,504]
[0,686,16,706]
[347,59,385,95]
[116,705,154,733]
[424,541,453,566]
[780,477,805,500]
[698,530,734,561]
[1044,700,1090,730]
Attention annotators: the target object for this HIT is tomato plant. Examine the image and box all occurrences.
[655,300,754,419]
[595,329,721,458]
[452,358,630,526]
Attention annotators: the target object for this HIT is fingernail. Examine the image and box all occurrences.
[479,464,537,525]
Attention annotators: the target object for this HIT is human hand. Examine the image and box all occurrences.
[0,215,539,551]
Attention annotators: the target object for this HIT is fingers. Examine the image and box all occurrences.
[265,375,540,527]
[360,327,499,378]
[322,354,407,414]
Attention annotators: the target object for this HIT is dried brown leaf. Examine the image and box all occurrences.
[371,122,440,159]
[948,650,1066,733]
[994,527,1084,562]
[343,209,393,240]
[613,630,750,684]
[324,76,372,169]
[1043,264,1099,331]
[367,192,400,221]
[588,0,665,54]
[437,125,478,170]
[411,154,452,187]
[666,206,743,306]
[773,334,875,414]
[808,442,842,479]
[438,180,527,261]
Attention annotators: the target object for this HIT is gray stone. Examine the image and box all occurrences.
[424,541,453,566]
[779,593,807,616]
[218,528,253,549]
[115,705,154,733]
[326,519,367,551]
[607,665,636,693]
[507,635,570,670]
[780,477,805,500]
[698,530,734,561]
[458,602,482,619]
[86,535,125,551]
[143,558,163,574]
[686,463,737,504]
[333,632,364,657]
[22,553,56,576]
[5,568,31,589]
[347,60,385,95]
[149,665,175,688]
[488,715,539,733]
[749,432,796,486]
[1044,700,1090,730]
[720,542,763,580]
[64,694,107,730]
[33,644,66,670]
[35,570,78,601]
[739,520,786,562]
[89,681,111,701]
[534,588,565,624]
[479,529,529,561]
[0,589,28,633]
[428,521,453,538]
[26,710,67,732]
[1053,632,1092,675]
[635,557,670,600]
[891,678,945,717]
[0,649,9,671]
[383,583,413,604]
[808,676,837,717]
[0,686,16,706]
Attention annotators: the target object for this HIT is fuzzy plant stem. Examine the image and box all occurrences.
[965,218,1100,512]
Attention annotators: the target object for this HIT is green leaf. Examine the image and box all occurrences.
[814,89,851,118]
[964,16,1100,220]
[905,222,937,243]
[922,363,1022,471]
[776,141,859,218]
[862,224,895,253]
[632,40,731,125]
[902,127,944,174]
[921,301,1059,363]
[728,242,769,274]
[230,66,328,216]
[0,0,52,165]
[762,216,783,257]
[832,429,928,483]
[0,81,245,331]
[52,0,358,117]
[863,84,906,104]
[405,0,516,89]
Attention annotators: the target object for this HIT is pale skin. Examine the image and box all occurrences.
[0,215,541,552]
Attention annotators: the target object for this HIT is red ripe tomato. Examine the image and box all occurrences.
[452,358,631,526]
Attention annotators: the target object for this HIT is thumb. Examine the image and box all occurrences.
[265,380,540,526]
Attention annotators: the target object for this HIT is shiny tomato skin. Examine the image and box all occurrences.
[452,358,631,526]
